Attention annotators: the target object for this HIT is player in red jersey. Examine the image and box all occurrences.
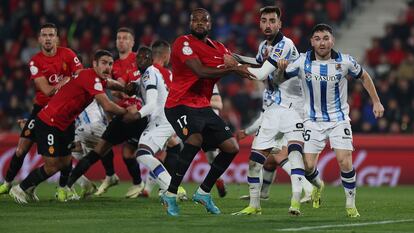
[160,8,252,216]
[0,23,83,197]
[9,50,133,204]
[88,27,146,198]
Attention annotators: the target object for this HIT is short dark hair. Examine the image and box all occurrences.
[40,23,57,32]
[137,46,152,59]
[260,6,281,18]
[191,8,210,18]
[117,27,134,36]
[311,23,333,36]
[151,40,170,56]
[94,50,113,61]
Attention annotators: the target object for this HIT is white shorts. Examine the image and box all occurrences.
[139,118,175,153]
[303,120,354,154]
[252,104,304,151]
[74,122,107,156]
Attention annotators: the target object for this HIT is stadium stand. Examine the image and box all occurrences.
[0,0,411,134]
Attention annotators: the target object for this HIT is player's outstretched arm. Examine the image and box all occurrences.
[106,78,126,92]
[360,70,384,118]
[125,81,139,96]
[245,60,277,81]
[95,93,127,116]
[185,58,252,79]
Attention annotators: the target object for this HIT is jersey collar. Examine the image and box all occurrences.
[270,31,284,46]
[309,49,339,61]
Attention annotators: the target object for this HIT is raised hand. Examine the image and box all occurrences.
[234,64,256,80]
[125,81,138,96]
[277,59,289,71]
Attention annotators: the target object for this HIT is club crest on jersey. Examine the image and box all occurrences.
[182,41,193,55]
[182,127,188,136]
[62,62,67,71]
[30,65,39,75]
[94,78,103,91]
[305,73,312,81]
[48,146,55,154]
[335,63,342,71]
[24,129,31,137]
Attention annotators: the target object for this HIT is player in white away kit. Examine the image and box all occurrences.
[70,100,109,198]
[276,24,384,217]
[235,6,314,206]
[124,42,174,194]
[230,6,307,216]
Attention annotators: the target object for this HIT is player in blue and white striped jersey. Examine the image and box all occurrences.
[277,24,384,217]
[230,6,307,216]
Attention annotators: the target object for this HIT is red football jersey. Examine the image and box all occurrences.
[165,34,230,108]
[112,52,139,83]
[37,69,107,131]
[29,47,83,106]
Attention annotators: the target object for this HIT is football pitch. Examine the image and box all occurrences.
[1,183,413,233]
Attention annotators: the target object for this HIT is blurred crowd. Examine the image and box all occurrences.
[1,0,411,134]
[359,0,414,133]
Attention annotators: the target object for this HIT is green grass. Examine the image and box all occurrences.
[1,183,414,233]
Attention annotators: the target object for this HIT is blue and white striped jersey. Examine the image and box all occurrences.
[285,50,363,122]
[256,32,302,110]
[75,99,107,127]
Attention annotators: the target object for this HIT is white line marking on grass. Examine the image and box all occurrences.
[274,219,414,231]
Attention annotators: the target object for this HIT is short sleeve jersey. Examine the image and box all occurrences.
[29,47,83,106]
[138,64,171,120]
[112,52,139,83]
[285,50,363,122]
[165,34,231,108]
[37,69,107,131]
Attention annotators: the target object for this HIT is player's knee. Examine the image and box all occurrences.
[337,156,352,171]
[94,140,111,156]
[185,133,203,147]
[220,138,239,155]
[263,156,277,170]
[288,143,303,154]
[43,163,60,176]
[15,142,31,157]
[249,150,266,165]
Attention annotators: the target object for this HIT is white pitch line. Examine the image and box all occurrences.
[274,219,414,232]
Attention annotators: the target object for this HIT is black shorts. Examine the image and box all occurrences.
[165,105,233,151]
[101,116,148,146]
[34,117,75,157]
[20,104,43,140]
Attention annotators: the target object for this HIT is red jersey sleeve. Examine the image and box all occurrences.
[81,72,106,97]
[173,36,199,64]
[29,57,45,80]
[64,48,83,74]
